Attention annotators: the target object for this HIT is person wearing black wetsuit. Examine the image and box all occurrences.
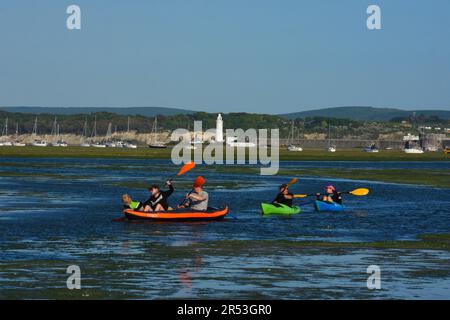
[143,180,174,211]
[272,184,294,207]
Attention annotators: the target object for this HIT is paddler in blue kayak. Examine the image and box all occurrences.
[316,185,343,204]
[272,184,294,207]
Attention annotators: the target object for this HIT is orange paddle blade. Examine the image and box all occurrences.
[177,161,196,176]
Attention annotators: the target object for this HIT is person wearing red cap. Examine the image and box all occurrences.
[178,176,209,211]
[316,185,342,204]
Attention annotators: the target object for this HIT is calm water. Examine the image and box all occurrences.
[0,158,449,299]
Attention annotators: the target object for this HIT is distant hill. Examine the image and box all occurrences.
[2,105,449,121]
[0,106,195,117]
[280,106,450,121]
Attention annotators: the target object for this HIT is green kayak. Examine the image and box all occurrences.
[260,203,301,215]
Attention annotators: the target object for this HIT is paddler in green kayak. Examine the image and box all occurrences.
[272,184,294,207]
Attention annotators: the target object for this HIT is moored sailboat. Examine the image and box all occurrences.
[148,116,167,148]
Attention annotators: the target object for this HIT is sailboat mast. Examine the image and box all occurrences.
[91,115,97,138]
[153,117,158,142]
[127,116,130,133]
[106,122,112,140]
[328,123,331,148]
[51,117,57,136]
[83,118,88,137]
[291,121,295,145]
[32,117,38,136]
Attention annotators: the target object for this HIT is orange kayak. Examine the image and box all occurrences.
[123,206,228,221]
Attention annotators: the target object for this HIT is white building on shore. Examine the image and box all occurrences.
[216,113,224,143]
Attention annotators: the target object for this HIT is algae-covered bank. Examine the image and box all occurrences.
[0,146,449,161]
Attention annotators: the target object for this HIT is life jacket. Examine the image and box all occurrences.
[130,201,141,209]
[329,192,342,204]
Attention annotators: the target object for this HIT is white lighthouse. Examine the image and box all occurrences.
[216,113,224,143]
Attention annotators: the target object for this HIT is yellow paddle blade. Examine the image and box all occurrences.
[349,188,369,196]
[293,194,307,198]
[286,178,298,188]
[177,161,196,176]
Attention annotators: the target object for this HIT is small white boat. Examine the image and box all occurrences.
[12,141,26,147]
[404,148,424,154]
[52,140,68,147]
[124,142,137,149]
[327,146,336,152]
[148,142,168,149]
[227,142,257,148]
[226,136,256,148]
[0,141,13,146]
[364,146,379,153]
[287,145,303,152]
[91,142,107,148]
[32,140,48,147]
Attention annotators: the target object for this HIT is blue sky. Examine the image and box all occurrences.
[0,0,449,113]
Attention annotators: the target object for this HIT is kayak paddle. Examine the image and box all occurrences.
[176,161,196,177]
[168,161,196,182]
[286,178,298,188]
[346,188,369,196]
[294,188,369,198]
[178,175,205,207]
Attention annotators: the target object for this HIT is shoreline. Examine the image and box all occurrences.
[0,146,449,161]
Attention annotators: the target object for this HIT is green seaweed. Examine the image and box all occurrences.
[0,146,449,161]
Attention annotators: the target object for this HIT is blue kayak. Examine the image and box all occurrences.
[314,200,345,212]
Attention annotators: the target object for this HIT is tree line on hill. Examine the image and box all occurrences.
[0,110,448,139]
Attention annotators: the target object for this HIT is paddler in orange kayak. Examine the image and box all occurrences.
[122,194,144,211]
[178,176,209,211]
[143,180,174,211]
